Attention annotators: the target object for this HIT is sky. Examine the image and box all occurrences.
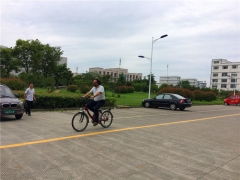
[1,0,240,86]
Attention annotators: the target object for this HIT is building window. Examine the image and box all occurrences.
[213,66,219,70]
[214,61,219,64]
[231,73,237,77]
[230,84,235,88]
[231,79,236,82]
[212,79,218,82]
[222,73,228,76]
[212,84,217,88]
[232,65,237,69]
[99,71,101,74]
[221,84,227,88]
[222,66,228,69]
[221,79,227,82]
[213,73,218,77]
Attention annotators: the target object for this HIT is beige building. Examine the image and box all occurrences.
[210,59,240,90]
[89,67,142,82]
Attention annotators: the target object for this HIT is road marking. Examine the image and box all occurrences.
[1,113,240,149]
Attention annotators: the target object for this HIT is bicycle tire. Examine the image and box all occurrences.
[72,112,89,132]
[100,110,113,128]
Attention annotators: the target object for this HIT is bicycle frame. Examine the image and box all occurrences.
[80,104,102,121]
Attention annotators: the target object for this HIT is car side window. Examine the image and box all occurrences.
[163,95,172,99]
[156,95,164,99]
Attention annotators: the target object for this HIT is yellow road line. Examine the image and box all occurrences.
[1,113,240,149]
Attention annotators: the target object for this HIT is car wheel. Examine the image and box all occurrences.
[224,102,229,106]
[15,114,23,119]
[170,103,177,110]
[144,102,151,108]
[179,107,185,111]
[238,103,240,106]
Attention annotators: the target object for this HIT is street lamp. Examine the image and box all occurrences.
[138,34,168,99]
[227,74,236,95]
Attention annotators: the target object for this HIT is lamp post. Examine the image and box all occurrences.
[227,75,236,95]
[138,34,168,99]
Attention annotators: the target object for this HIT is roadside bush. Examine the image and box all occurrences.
[127,86,135,93]
[157,87,194,100]
[67,85,78,92]
[115,86,128,93]
[13,91,116,109]
[80,86,90,94]
[0,78,25,90]
[202,91,217,101]
[193,90,204,101]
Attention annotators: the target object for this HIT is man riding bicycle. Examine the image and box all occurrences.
[82,78,105,126]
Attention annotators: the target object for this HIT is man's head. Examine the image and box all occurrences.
[29,82,33,88]
[93,78,101,87]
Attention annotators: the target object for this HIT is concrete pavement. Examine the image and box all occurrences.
[1,105,240,179]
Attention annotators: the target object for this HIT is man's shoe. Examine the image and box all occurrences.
[28,114,31,116]
[93,122,98,126]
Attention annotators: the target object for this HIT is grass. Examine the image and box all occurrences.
[33,88,224,107]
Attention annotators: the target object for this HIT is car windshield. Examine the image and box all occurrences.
[0,86,16,98]
[173,94,185,99]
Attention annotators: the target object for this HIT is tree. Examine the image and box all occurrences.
[39,44,63,78]
[53,64,73,88]
[177,80,191,89]
[116,73,126,86]
[147,73,156,84]
[13,39,42,73]
[0,47,21,78]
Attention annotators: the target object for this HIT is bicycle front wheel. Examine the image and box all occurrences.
[100,110,113,128]
[72,112,89,132]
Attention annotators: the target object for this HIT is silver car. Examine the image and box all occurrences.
[0,84,24,119]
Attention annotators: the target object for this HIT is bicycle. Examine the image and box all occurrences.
[72,98,113,132]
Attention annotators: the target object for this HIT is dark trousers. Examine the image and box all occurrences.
[87,100,105,122]
[26,100,33,115]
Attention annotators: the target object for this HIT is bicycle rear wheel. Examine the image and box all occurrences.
[72,112,89,132]
[100,110,113,128]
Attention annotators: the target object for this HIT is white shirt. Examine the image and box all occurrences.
[90,85,105,101]
[25,88,35,101]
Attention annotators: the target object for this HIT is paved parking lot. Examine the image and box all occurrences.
[1,105,240,180]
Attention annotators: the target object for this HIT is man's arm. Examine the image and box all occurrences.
[82,91,91,98]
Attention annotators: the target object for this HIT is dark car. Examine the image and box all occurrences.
[0,84,24,119]
[142,93,192,110]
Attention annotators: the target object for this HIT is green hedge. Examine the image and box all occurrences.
[115,86,135,93]
[67,85,78,92]
[13,91,116,109]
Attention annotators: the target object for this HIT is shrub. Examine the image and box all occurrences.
[115,86,134,93]
[193,90,204,101]
[67,85,78,92]
[157,87,194,99]
[13,90,116,109]
[127,86,135,93]
[80,86,90,94]
[0,78,25,90]
[202,91,217,101]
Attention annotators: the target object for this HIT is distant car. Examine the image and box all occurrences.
[142,93,192,110]
[224,95,240,106]
[0,84,24,119]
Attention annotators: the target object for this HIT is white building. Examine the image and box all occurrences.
[181,78,198,86]
[210,59,240,90]
[159,76,204,88]
[197,81,207,89]
[89,67,142,82]
[159,76,181,87]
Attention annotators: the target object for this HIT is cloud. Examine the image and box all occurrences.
[1,0,239,86]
